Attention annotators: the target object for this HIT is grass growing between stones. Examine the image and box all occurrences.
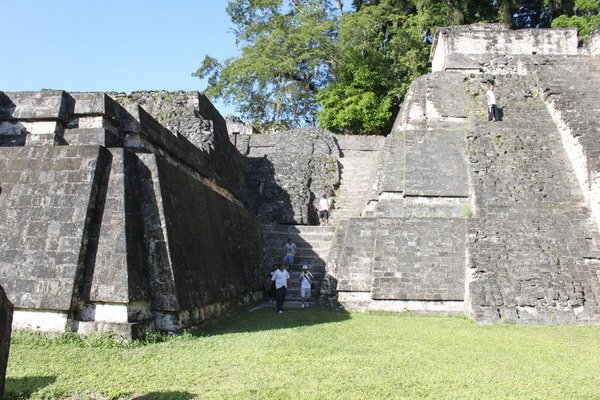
[6,307,600,400]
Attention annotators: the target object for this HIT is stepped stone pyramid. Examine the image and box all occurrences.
[0,91,264,338]
[328,24,600,324]
[1,24,599,334]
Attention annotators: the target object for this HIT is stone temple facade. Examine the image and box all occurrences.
[330,24,600,323]
[0,91,264,338]
[1,24,599,338]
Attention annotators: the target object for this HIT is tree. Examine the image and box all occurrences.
[318,0,498,134]
[193,0,339,130]
[318,1,428,134]
[551,0,600,41]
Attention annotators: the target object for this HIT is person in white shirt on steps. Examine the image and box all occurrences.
[486,82,499,122]
[318,193,332,226]
[271,264,290,313]
[283,237,297,270]
[299,265,314,308]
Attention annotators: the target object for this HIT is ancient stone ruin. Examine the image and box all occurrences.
[1,24,599,338]
[0,285,12,398]
[0,91,263,339]
[329,24,600,323]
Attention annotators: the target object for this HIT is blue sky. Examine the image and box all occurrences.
[1,1,240,114]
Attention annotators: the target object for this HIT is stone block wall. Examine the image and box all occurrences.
[330,28,600,323]
[0,285,13,399]
[241,127,340,225]
[0,90,263,338]
[431,24,578,72]
[0,146,107,313]
[465,72,600,323]
[372,218,466,301]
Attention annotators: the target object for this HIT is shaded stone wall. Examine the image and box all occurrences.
[238,127,340,225]
[0,90,263,338]
[0,285,13,399]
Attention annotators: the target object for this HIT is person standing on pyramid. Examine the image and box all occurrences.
[318,193,332,226]
[486,82,499,122]
[283,237,297,270]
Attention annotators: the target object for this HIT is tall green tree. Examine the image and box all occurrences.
[193,0,339,129]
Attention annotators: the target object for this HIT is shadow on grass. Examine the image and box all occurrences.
[199,305,351,336]
[4,376,56,399]
[132,391,194,400]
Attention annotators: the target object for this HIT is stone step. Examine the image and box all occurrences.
[263,253,330,265]
[261,225,335,235]
[263,243,332,254]
[266,300,318,309]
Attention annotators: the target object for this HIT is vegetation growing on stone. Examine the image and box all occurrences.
[194,0,597,134]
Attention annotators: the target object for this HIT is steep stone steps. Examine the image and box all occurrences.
[331,150,382,224]
[261,225,335,304]
[465,73,600,323]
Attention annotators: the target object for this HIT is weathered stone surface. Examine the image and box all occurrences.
[87,148,147,305]
[245,127,340,224]
[111,91,247,202]
[465,73,600,323]
[431,24,578,72]
[336,219,378,292]
[404,129,469,197]
[372,218,466,301]
[0,90,263,337]
[225,115,253,136]
[333,217,466,301]
[154,154,263,311]
[0,285,13,399]
[375,132,405,194]
[0,145,108,311]
[0,90,72,121]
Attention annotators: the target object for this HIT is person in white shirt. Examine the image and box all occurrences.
[486,83,498,122]
[271,264,290,313]
[318,193,332,226]
[283,237,297,269]
[299,265,314,308]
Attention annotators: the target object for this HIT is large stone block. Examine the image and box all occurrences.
[372,218,466,301]
[0,145,108,311]
[0,285,13,398]
[404,129,469,197]
[0,90,72,122]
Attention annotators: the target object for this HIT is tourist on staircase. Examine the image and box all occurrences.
[318,193,333,226]
[271,264,290,313]
[283,237,297,270]
[299,265,314,308]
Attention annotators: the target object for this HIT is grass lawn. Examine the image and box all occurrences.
[5,306,600,399]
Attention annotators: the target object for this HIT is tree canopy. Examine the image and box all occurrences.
[194,0,599,134]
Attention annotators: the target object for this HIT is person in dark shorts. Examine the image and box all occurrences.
[318,193,332,226]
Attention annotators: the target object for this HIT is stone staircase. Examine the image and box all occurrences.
[261,225,335,307]
[331,138,385,224]
[465,72,600,322]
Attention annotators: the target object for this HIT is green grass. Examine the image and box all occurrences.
[5,307,600,399]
